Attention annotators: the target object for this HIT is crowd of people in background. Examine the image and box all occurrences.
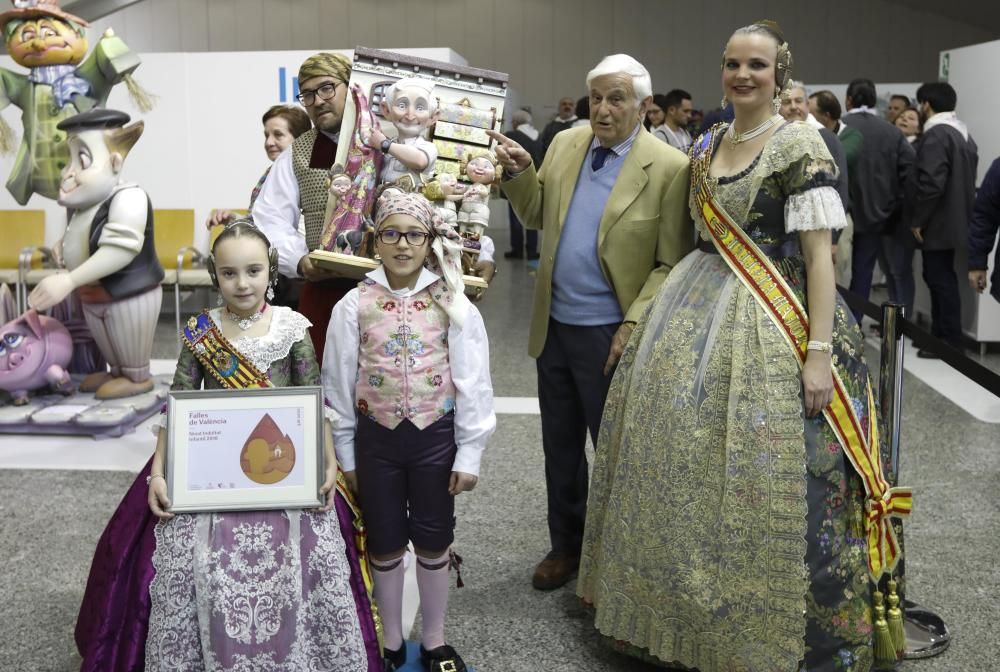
[512,76,992,358]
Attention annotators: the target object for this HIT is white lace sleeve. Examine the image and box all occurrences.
[784,185,847,233]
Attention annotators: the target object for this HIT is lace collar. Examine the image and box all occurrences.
[208,306,311,373]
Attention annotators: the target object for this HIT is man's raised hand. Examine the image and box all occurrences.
[486,130,532,175]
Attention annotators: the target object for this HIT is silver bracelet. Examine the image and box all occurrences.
[146,474,165,486]
[806,340,833,354]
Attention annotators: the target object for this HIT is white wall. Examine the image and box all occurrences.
[942,39,1000,183]
[938,39,1000,341]
[76,0,997,123]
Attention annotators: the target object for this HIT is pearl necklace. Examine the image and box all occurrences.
[726,114,782,147]
[225,304,267,330]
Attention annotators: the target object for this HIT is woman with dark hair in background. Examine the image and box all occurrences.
[206,104,312,228]
[205,104,313,308]
[645,92,668,134]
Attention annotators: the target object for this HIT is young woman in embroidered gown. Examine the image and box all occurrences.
[76,221,382,672]
[323,190,496,672]
[577,22,907,672]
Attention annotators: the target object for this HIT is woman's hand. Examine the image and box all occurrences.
[802,352,834,418]
[316,462,338,513]
[148,476,174,519]
[205,209,235,229]
[449,471,478,495]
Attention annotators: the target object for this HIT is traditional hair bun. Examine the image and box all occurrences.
[754,19,786,44]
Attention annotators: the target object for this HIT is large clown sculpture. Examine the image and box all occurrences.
[0,0,149,205]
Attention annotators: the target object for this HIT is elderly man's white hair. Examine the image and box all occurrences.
[512,109,533,126]
[384,77,439,112]
[786,79,807,94]
[585,54,652,102]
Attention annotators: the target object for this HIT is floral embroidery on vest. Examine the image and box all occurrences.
[356,279,456,429]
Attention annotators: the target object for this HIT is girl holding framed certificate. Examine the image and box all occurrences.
[77,221,382,671]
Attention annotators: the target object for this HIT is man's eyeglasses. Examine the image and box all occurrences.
[296,82,341,106]
[377,230,429,246]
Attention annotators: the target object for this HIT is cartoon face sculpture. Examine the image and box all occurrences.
[0,310,73,405]
[58,124,133,209]
[329,173,352,200]
[464,154,498,187]
[5,15,87,67]
[381,78,438,138]
[438,173,458,190]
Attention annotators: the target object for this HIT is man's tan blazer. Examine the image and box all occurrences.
[502,125,694,358]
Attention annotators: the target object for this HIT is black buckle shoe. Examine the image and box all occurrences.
[382,643,407,671]
[420,643,467,672]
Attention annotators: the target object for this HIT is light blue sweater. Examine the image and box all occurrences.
[549,151,626,325]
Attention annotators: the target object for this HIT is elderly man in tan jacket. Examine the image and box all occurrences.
[489,53,693,591]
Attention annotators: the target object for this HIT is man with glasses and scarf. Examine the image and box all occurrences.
[253,51,354,360]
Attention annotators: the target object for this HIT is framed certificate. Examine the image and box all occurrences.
[165,387,325,513]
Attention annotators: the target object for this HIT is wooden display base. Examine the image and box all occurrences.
[309,250,488,292]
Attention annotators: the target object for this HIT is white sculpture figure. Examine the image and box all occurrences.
[430,172,464,226]
[27,108,163,400]
[457,150,501,249]
[364,77,439,190]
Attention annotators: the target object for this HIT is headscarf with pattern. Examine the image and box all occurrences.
[374,189,470,328]
[298,52,352,84]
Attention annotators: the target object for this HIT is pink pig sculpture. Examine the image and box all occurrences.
[0,310,74,405]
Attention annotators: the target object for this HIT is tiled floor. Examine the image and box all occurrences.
[1,229,998,671]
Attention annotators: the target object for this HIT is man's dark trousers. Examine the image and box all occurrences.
[509,203,538,255]
[921,248,963,346]
[536,318,617,555]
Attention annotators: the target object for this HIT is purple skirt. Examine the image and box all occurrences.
[75,458,382,671]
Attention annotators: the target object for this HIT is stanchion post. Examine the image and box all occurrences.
[879,302,905,484]
[877,301,951,660]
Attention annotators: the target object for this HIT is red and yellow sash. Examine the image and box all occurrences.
[690,128,912,579]
[183,312,271,389]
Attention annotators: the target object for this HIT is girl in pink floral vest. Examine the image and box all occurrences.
[322,190,495,672]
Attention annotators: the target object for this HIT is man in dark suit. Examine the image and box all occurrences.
[842,78,915,323]
[504,109,543,259]
[908,82,979,354]
[539,96,578,157]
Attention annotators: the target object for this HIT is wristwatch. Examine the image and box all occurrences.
[380,137,394,154]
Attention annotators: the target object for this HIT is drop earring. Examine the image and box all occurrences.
[216,293,224,306]
[772,95,781,114]
[266,285,275,302]
[721,95,728,109]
